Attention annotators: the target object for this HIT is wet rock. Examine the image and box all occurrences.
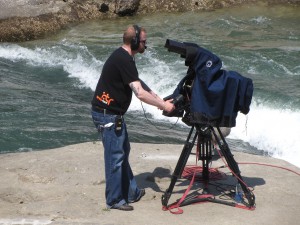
[115,0,140,16]
[0,0,298,42]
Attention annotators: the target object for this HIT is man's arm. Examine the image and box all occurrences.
[140,79,151,92]
[139,79,163,100]
[129,80,174,112]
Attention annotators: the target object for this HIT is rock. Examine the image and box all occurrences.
[115,0,140,16]
[0,0,299,42]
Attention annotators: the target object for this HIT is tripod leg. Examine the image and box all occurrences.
[211,126,255,207]
[161,126,198,207]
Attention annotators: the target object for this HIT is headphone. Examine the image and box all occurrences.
[130,25,141,51]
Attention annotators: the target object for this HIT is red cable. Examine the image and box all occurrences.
[182,165,227,182]
[214,147,254,191]
[237,162,300,176]
[166,145,300,214]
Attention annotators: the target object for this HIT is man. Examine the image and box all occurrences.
[91,25,174,211]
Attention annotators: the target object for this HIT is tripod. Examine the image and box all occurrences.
[161,124,255,209]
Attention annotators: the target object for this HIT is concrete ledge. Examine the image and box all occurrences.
[0,142,299,224]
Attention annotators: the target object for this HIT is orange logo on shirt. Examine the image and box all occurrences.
[96,92,114,105]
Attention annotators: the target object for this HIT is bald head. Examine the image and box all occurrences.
[122,25,147,54]
[123,26,135,45]
[123,25,146,44]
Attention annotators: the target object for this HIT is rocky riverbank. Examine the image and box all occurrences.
[0,0,299,42]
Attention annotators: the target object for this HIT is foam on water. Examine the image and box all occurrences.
[0,41,103,90]
[230,100,300,167]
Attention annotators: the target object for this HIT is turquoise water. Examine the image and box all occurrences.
[0,4,299,167]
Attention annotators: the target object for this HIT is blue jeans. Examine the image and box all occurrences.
[91,110,142,208]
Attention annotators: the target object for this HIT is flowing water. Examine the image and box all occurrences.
[0,4,299,167]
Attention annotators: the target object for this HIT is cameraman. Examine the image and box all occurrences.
[91,25,174,211]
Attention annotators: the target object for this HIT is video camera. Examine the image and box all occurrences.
[163,39,253,128]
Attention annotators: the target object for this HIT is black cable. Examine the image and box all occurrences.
[140,101,180,130]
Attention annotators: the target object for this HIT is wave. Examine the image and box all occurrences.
[230,100,300,168]
[0,41,103,90]
[1,42,299,168]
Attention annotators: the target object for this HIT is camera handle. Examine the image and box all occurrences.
[161,125,255,209]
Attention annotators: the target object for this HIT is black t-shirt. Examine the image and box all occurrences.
[91,47,139,114]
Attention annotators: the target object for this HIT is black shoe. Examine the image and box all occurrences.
[111,203,134,211]
[129,189,145,203]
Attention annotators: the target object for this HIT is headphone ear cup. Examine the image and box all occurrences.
[130,38,138,51]
[131,25,140,51]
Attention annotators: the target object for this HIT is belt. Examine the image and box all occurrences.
[92,106,118,115]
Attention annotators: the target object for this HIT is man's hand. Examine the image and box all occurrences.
[163,99,175,113]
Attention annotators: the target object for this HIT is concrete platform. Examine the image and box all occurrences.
[0,142,299,225]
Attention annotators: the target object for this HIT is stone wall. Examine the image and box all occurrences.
[0,0,299,42]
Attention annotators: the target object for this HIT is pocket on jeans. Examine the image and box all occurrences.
[92,116,104,131]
